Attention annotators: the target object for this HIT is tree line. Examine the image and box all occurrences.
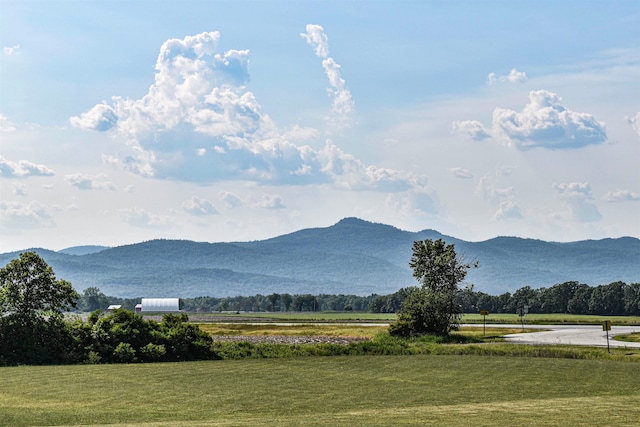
[370,281,640,316]
[77,280,640,317]
[77,289,377,313]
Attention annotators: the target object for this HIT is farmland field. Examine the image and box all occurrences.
[1,355,639,426]
[180,311,640,326]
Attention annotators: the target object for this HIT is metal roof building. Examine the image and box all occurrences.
[140,298,180,312]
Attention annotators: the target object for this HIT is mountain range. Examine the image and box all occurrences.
[1,217,638,298]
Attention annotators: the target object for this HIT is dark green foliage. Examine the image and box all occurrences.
[0,252,78,320]
[372,280,640,316]
[74,309,215,364]
[0,253,216,366]
[390,239,476,337]
[77,286,110,312]
[0,252,80,365]
[179,293,375,312]
[369,287,416,313]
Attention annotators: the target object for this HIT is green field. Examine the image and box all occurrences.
[184,312,640,326]
[187,311,396,322]
[1,355,639,426]
[462,313,640,326]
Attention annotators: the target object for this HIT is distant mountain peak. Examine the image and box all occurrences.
[335,217,372,226]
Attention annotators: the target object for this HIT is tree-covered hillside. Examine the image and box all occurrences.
[1,218,638,297]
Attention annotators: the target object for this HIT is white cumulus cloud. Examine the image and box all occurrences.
[65,173,116,190]
[119,207,172,228]
[254,194,286,209]
[552,182,602,222]
[70,30,422,195]
[182,196,219,215]
[492,90,607,150]
[0,156,55,178]
[604,189,640,202]
[0,201,56,230]
[487,68,527,85]
[493,200,523,221]
[70,103,118,131]
[220,191,244,208]
[452,120,490,141]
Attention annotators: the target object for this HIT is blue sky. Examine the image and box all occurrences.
[1,0,639,252]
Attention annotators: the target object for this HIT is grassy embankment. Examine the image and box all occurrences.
[1,355,639,426]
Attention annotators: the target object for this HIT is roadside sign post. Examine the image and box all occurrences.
[480,310,489,336]
[517,307,525,330]
[602,321,611,353]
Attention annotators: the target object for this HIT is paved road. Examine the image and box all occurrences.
[499,324,640,348]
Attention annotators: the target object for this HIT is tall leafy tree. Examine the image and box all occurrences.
[0,252,78,322]
[0,252,79,365]
[390,239,476,336]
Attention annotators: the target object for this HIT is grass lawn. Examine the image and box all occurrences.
[186,311,640,326]
[462,313,640,326]
[1,355,639,426]
[188,311,396,322]
[615,332,640,343]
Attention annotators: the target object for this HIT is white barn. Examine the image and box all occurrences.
[140,298,180,312]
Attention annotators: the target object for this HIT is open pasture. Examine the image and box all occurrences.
[186,311,640,327]
[1,355,639,426]
[462,313,640,326]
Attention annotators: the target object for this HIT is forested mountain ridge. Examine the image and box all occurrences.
[1,217,638,297]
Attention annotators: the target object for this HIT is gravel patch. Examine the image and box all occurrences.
[212,335,370,345]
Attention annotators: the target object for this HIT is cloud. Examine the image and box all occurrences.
[0,114,17,132]
[449,167,474,179]
[493,200,523,221]
[65,173,116,190]
[452,120,490,141]
[0,156,55,178]
[71,30,422,196]
[0,201,56,230]
[492,90,607,150]
[12,183,27,196]
[182,196,219,215]
[477,174,523,222]
[487,68,527,85]
[385,187,439,216]
[119,207,172,228]
[477,175,516,204]
[553,182,602,222]
[301,24,354,131]
[3,45,20,56]
[604,189,640,202]
[220,191,244,208]
[253,194,286,209]
[70,103,118,131]
[626,112,640,136]
[300,24,329,58]
[318,140,416,191]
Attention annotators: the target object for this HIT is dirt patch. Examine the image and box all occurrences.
[211,335,370,345]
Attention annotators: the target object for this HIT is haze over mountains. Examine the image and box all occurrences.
[1,218,638,298]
